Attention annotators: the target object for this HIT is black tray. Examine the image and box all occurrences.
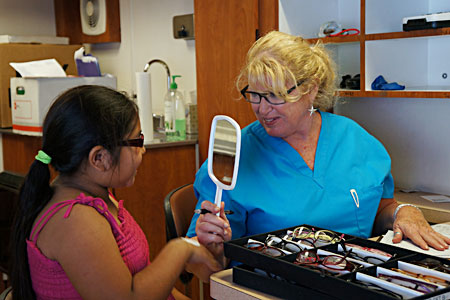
[225,224,450,299]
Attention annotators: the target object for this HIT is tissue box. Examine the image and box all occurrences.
[0,43,81,127]
[11,76,116,136]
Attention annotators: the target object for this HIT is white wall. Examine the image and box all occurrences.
[89,0,196,116]
[0,0,55,36]
[0,0,57,172]
[335,98,450,196]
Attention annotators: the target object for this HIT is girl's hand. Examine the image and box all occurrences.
[182,238,222,282]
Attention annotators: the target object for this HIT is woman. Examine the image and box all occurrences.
[186,31,450,266]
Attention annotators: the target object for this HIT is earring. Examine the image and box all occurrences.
[308,105,317,116]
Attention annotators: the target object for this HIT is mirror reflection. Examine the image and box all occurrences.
[212,119,237,185]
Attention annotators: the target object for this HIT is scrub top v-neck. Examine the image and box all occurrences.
[187,111,394,240]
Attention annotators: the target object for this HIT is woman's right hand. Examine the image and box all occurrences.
[195,200,232,265]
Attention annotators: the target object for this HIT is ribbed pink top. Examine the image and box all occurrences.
[27,193,175,300]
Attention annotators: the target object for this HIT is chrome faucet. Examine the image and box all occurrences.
[143,59,171,90]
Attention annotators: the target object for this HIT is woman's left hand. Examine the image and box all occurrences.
[392,206,450,250]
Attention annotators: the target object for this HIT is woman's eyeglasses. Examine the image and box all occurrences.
[118,132,144,148]
[240,81,303,105]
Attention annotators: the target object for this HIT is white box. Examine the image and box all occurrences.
[11,76,116,136]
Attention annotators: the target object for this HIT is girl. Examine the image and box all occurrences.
[11,85,220,300]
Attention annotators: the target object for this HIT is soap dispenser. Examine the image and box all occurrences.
[164,75,185,140]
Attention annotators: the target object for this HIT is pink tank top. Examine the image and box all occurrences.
[27,193,175,300]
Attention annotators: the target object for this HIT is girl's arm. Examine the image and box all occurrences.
[45,205,220,300]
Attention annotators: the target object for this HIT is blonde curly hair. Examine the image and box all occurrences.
[236,31,337,111]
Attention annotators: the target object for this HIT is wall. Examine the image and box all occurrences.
[0,0,56,172]
[0,0,55,36]
[335,97,450,196]
[88,0,196,116]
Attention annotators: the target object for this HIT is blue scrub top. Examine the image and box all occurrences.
[187,111,394,239]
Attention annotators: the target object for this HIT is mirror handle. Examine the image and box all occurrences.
[214,185,223,216]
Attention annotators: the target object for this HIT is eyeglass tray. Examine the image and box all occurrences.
[224,224,450,299]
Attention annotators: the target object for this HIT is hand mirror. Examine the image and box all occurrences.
[207,115,241,216]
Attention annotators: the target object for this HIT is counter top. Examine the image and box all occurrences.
[395,189,450,224]
[0,128,198,149]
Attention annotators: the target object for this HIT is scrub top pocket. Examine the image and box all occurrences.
[350,185,384,238]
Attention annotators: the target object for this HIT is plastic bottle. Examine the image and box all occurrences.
[164,75,185,140]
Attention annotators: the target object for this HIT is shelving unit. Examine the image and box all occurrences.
[279,0,450,99]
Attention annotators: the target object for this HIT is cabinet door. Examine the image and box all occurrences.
[194,0,278,163]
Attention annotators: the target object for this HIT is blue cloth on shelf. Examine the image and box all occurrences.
[371,75,405,90]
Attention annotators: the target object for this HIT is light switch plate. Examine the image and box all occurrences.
[173,14,194,40]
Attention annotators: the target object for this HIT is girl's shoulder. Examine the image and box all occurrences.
[34,192,114,259]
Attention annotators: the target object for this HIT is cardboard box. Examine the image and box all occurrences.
[0,43,81,127]
[11,76,116,136]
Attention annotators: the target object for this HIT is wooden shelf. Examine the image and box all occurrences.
[365,28,450,41]
[338,90,450,99]
[307,35,361,44]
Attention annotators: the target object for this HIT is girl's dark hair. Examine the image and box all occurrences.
[10,85,138,299]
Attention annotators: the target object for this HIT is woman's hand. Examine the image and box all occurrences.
[195,200,232,266]
[392,205,450,251]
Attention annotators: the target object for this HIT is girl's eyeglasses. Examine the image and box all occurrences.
[118,132,144,148]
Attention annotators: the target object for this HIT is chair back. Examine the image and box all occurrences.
[164,183,197,284]
[0,287,12,300]
[164,183,197,241]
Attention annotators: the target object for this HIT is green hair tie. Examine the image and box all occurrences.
[35,150,52,165]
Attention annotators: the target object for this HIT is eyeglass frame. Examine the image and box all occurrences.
[265,234,312,254]
[411,258,450,274]
[118,132,145,148]
[339,241,393,264]
[240,80,304,105]
[290,226,345,246]
[377,274,440,293]
[352,279,404,299]
[294,247,359,274]
[245,240,285,257]
[344,243,393,259]
[391,268,450,285]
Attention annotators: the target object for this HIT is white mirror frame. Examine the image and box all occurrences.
[207,115,241,215]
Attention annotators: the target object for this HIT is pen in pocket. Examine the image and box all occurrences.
[194,208,234,215]
[350,189,359,208]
